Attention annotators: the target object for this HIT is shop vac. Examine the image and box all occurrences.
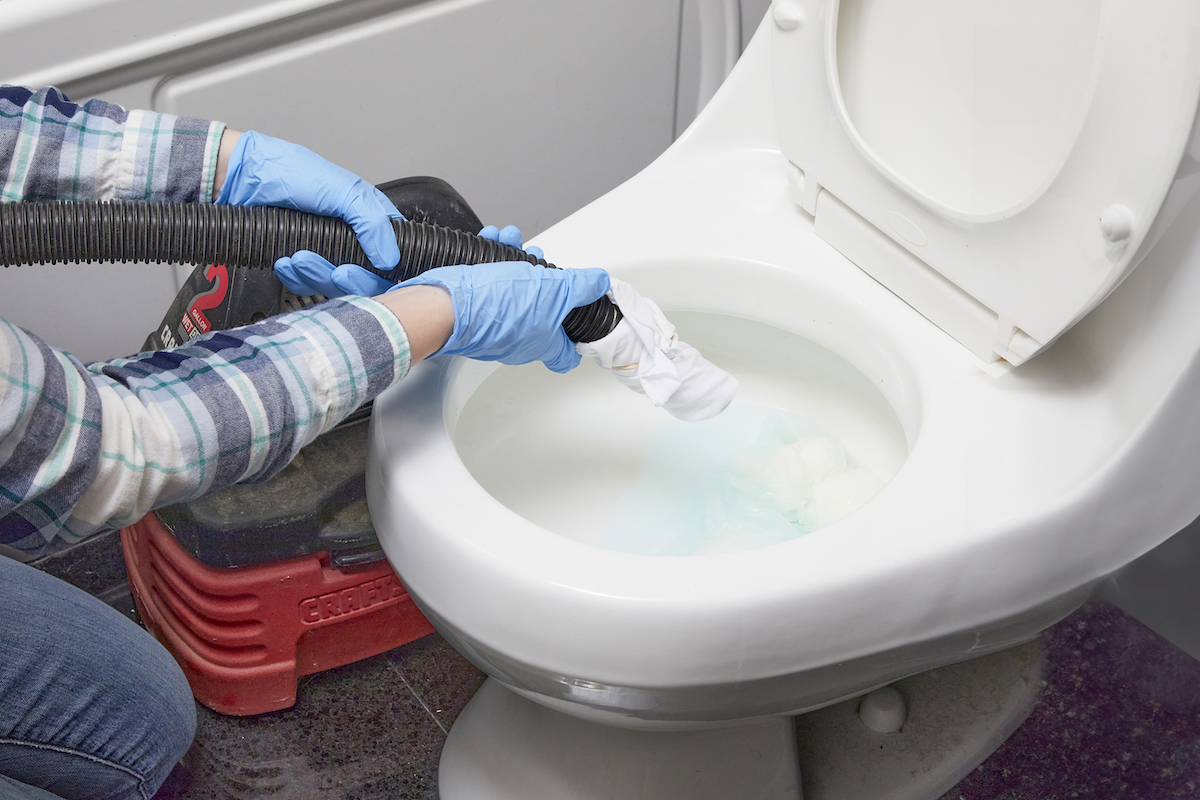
[1,178,622,715]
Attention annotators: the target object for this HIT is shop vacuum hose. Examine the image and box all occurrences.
[0,200,621,343]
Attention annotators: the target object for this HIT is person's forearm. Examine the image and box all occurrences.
[374,285,455,361]
[11,297,413,550]
[213,128,243,201]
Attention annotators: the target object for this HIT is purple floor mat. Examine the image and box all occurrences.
[943,600,1200,800]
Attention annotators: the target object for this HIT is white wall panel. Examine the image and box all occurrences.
[0,0,406,93]
[740,0,772,52]
[156,0,682,236]
[0,261,183,361]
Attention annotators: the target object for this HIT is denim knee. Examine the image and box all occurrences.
[0,555,196,799]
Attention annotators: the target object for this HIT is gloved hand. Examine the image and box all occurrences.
[273,250,393,298]
[478,224,544,261]
[218,130,403,272]
[274,223,544,298]
[394,261,610,373]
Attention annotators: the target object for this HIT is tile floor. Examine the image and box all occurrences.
[31,529,1200,800]
[157,635,483,799]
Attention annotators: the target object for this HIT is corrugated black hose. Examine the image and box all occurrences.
[0,200,621,342]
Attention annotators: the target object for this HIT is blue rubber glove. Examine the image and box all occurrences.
[274,224,545,298]
[274,250,394,297]
[478,224,544,261]
[395,261,610,373]
[218,130,403,272]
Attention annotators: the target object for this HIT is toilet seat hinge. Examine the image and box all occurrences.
[786,161,821,216]
[813,188,1046,369]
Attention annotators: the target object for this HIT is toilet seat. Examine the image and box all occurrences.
[771,0,1200,365]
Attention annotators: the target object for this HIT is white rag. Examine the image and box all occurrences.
[576,278,738,421]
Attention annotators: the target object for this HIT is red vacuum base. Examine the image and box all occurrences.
[121,514,434,715]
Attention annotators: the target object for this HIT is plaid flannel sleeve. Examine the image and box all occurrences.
[1,296,411,556]
[0,85,225,204]
[0,87,415,557]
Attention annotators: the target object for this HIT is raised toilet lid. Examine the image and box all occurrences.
[771,0,1200,365]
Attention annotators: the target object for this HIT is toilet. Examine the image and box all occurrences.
[367,1,1200,797]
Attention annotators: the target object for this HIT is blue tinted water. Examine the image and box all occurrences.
[600,405,883,555]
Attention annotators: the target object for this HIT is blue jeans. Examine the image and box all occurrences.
[0,554,196,800]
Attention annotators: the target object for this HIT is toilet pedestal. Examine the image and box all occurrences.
[437,640,1044,800]
[796,639,1044,800]
[438,680,802,800]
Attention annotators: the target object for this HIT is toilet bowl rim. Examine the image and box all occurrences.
[370,243,1139,600]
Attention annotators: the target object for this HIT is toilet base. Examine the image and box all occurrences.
[438,680,802,800]
[438,639,1043,800]
[795,638,1044,800]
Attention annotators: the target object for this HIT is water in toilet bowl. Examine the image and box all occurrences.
[450,310,908,551]
[600,404,884,555]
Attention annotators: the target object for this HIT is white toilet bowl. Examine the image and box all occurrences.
[368,2,1200,796]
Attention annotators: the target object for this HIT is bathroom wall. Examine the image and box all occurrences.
[0,0,752,362]
[741,0,774,50]
[675,0,773,136]
[1101,515,1200,662]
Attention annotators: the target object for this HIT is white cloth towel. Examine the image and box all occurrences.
[576,278,738,421]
